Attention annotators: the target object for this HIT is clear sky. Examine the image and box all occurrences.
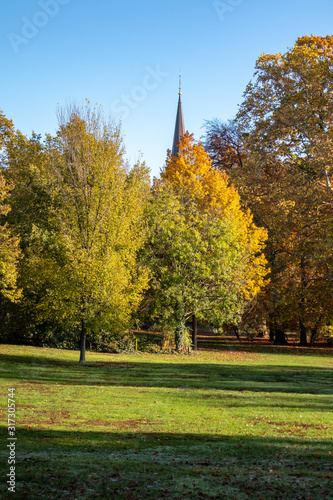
[1,0,333,177]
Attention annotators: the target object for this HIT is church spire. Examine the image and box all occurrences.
[172,73,185,156]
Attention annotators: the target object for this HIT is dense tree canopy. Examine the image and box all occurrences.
[45,105,151,361]
[0,111,21,303]
[3,104,151,360]
[0,174,21,302]
[143,133,268,350]
[237,35,333,189]
[2,35,333,351]
[205,36,333,344]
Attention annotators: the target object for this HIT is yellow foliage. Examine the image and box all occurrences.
[160,132,269,300]
[0,174,21,302]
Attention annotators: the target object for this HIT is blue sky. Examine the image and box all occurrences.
[1,0,333,177]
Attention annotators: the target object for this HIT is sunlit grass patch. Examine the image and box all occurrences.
[0,344,332,499]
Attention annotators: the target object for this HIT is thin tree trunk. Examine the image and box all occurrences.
[268,320,276,342]
[79,322,87,363]
[310,314,322,344]
[232,325,241,344]
[299,258,308,346]
[310,325,318,344]
[192,315,198,351]
[299,320,308,347]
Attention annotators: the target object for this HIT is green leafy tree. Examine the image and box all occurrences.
[4,103,150,359]
[143,134,268,350]
[0,174,21,302]
[0,111,21,306]
[41,103,151,361]
[2,130,62,344]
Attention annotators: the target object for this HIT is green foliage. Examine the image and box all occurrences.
[143,188,248,342]
[88,330,136,353]
[0,174,21,303]
[2,103,151,356]
[44,105,150,345]
[317,324,333,344]
[0,111,21,303]
[142,135,268,350]
[174,322,192,352]
[132,332,162,352]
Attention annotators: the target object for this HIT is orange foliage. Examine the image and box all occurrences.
[160,132,269,299]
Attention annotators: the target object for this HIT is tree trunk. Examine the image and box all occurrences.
[299,257,308,346]
[299,320,308,347]
[175,322,185,352]
[192,315,198,351]
[269,328,275,342]
[273,328,288,345]
[231,325,241,344]
[268,321,276,342]
[310,325,318,344]
[310,315,322,344]
[79,322,87,363]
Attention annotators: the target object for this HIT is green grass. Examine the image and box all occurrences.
[1,344,332,499]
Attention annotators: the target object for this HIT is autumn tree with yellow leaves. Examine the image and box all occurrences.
[3,103,150,361]
[204,35,333,345]
[143,133,268,350]
[0,174,21,303]
[0,111,21,304]
[44,104,151,362]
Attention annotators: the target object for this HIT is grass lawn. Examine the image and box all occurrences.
[0,343,332,499]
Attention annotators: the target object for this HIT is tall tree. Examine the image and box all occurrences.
[44,104,150,361]
[0,111,21,305]
[228,35,333,344]
[237,35,333,187]
[143,133,268,350]
[4,103,150,360]
[0,174,21,302]
[2,130,60,344]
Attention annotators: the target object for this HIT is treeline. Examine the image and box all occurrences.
[0,104,268,361]
[1,35,333,359]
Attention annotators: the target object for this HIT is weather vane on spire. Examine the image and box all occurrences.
[179,71,182,96]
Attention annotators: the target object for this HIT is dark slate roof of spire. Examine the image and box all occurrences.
[172,92,185,156]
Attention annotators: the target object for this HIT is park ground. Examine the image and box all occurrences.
[0,340,332,499]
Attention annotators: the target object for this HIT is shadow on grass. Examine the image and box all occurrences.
[5,426,332,451]
[0,428,331,500]
[2,351,332,396]
[197,340,333,356]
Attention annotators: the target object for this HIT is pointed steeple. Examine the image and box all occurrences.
[172,73,185,156]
